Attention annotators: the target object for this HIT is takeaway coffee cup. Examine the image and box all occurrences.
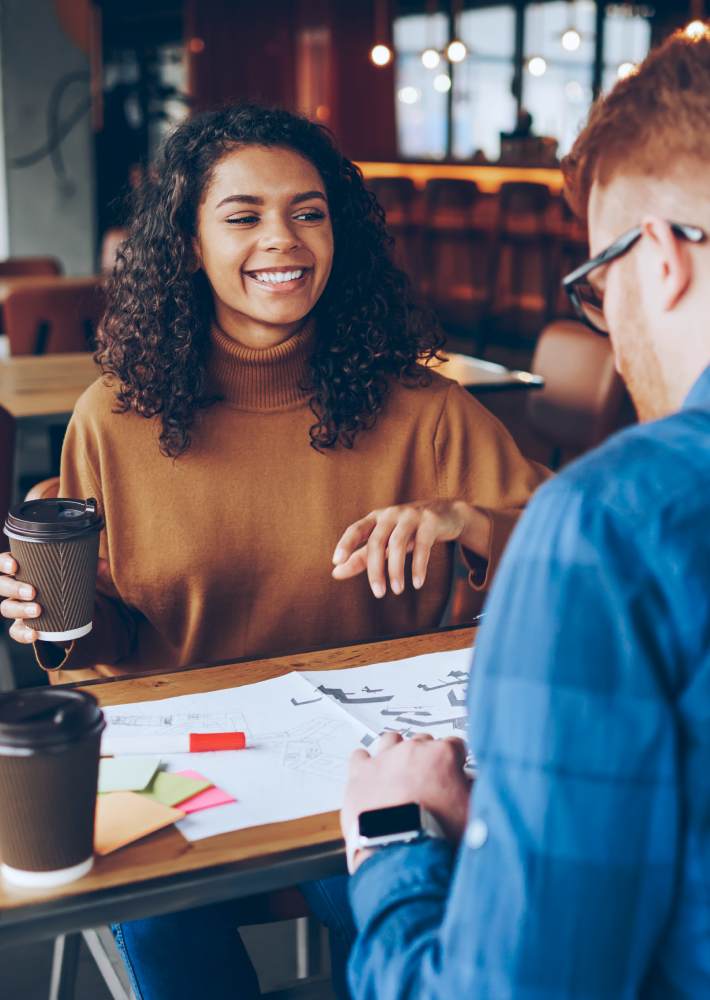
[4,498,104,641]
[0,688,105,887]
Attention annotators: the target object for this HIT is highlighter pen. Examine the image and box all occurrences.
[101,732,246,756]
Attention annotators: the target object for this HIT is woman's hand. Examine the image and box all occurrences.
[332,500,490,598]
[0,553,41,643]
[0,552,108,644]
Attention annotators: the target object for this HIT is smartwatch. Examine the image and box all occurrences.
[346,802,445,874]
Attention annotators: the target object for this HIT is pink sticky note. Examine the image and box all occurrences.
[174,769,236,813]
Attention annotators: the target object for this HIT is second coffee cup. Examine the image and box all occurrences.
[5,498,104,641]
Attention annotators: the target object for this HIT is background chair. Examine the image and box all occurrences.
[526,319,629,469]
[421,178,493,338]
[4,277,106,355]
[0,257,62,277]
[366,176,420,281]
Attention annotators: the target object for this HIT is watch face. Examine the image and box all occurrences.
[359,803,421,839]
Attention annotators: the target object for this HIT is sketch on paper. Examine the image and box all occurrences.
[101,647,473,842]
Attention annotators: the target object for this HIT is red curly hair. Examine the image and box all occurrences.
[563,30,710,218]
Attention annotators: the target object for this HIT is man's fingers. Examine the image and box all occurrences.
[333,514,378,566]
[377,732,404,752]
[441,736,469,770]
[331,545,368,581]
[408,732,435,742]
[0,575,35,601]
[9,620,37,644]
[1,553,17,575]
[348,748,373,772]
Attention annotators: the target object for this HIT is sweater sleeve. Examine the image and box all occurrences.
[34,397,140,681]
[434,382,551,591]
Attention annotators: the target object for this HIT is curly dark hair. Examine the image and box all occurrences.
[99,102,443,458]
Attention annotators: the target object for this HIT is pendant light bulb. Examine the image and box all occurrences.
[421,48,441,69]
[685,20,708,38]
[446,39,467,63]
[371,44,393,66]
[561,28,581,52]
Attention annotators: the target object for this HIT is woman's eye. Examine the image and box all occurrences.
[294,209,326,222]
[226,214,260,225]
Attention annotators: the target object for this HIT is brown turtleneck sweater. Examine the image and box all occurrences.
[38,320,549,682]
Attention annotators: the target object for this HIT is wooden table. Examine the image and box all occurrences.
[0,352,98,419]
[0,625,475,948]
[440,352,544,393]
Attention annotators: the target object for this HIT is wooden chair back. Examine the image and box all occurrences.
[526,319,626,467]
[0,257,62,277]
[4,278,106,355]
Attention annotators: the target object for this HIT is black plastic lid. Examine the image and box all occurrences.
[5,498,103,541]
[0,689,105,750]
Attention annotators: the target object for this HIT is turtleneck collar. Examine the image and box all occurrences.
[208,317,316,410]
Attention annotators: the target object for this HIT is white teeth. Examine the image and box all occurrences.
[253,269,304,283]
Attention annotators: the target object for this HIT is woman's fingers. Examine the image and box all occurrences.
[411,515,441,590]
[1,599,40,620]
[332,514,378,566]
[1,553,17,575]
[366,517,399,598]
[386,513,419,595]
[9,620,38,644]
[0,574,35,602]
[331,544,369,581]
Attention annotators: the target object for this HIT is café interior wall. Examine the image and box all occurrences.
[184,0,397,162]
[0,0,96,275]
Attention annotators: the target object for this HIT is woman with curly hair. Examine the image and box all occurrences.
[0,103,547,998]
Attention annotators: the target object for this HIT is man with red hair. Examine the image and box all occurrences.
[342,30,710,999]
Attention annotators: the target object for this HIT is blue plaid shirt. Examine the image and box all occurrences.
[348,366,710,999]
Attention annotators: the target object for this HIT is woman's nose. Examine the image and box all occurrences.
[261,216,300,253]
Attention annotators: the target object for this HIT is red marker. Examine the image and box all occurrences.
[101,732,246,756]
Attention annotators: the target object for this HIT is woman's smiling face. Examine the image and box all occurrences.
[193,144,335,347]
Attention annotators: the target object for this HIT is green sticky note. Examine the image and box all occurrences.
[98,756,161,794]
[138,771,212,807]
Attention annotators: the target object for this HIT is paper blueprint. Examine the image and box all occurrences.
[101,647,473,841]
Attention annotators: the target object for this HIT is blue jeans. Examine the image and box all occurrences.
[112,875,356,1000]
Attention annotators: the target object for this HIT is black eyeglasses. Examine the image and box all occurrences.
[562,221,706,336]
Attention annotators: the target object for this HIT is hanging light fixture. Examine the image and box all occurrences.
[528,56,547,77]
[561,28,581,51]
[446,0,467,64]
[434,73,452,92]
[422,48,441,69]
[370,0,392,66]
[446,39,467,62]
[685,0,708,38]
[617,61,636,78]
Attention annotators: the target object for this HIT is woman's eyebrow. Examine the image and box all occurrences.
[215,191,326,209]
[216,194,263,208]
[291,191,327,205]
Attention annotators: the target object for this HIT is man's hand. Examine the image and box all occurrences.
[332,501,491,598]
[341,732,472,874]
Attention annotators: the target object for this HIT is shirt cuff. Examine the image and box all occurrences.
[349,838,456,932]
[461,507,521,592]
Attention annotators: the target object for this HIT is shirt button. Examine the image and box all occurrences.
[466,817,488,850]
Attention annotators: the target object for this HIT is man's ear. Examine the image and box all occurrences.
[640,215,692,312]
